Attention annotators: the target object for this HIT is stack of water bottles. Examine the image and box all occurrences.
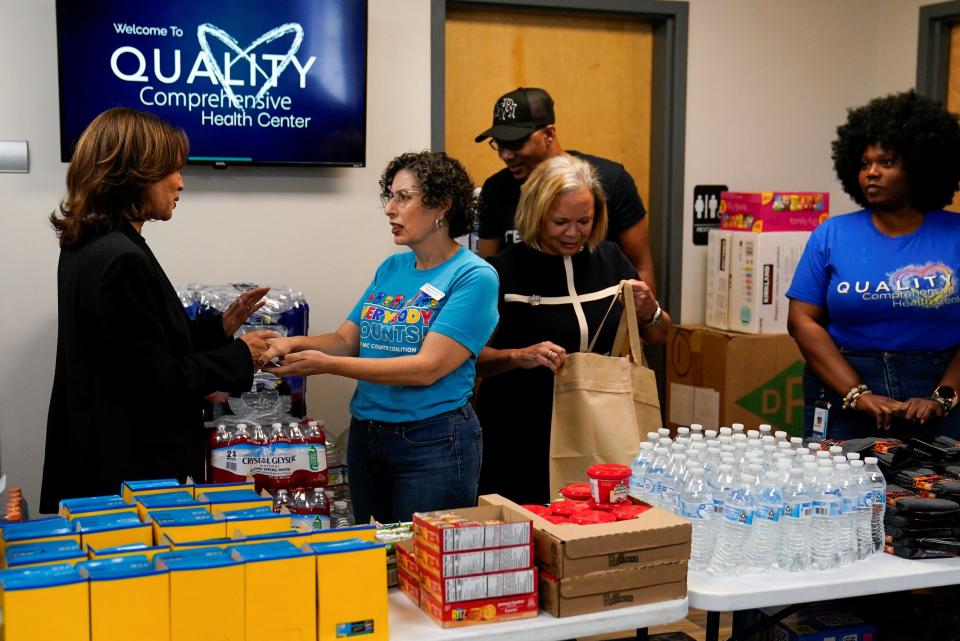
[629,423,887,575]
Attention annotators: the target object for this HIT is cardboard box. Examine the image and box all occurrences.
[86,543,169,561]
[413,505,532,553]
[396,539,419,578]
[705,229,734,331]
[720,191,828,232]
[420,566,536,603]
[155,548,244,641]
[0,517,81,565]
[0,563,90,641]
[727,231,809,334]
[539,564,687,617]
[414,540,533,578]
[478,495,689,577]
[667,324,805,436]
[418,582,539,628]
[771,606,877,641]
[78,555,169,641]
[310,539,389,641]
[397,567,420,605]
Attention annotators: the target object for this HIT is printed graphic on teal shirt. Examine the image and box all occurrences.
[358,289,441,355]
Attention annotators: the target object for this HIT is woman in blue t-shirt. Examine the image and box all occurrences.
[787,91,960,440]
[262,152,499,524]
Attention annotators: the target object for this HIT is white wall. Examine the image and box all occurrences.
[0,0,937,507]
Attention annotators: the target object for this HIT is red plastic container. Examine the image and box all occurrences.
[550,500,592,518]
[569,510,617,525]
[541,515,571,524]
[611,504,650,520]
[586,464,631,505]
[520,504,550,516]
[560,483,592,502]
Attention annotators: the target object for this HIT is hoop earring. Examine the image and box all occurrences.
[435,217,444,230]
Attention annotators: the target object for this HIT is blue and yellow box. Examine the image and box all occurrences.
[151,508,225,545]
[136,491,207,521]
[201,489,272,514]
[73,513,153,553]
[59,495,138,521]
[221,507,294,538]
[121,479,186,503]
[191,481,256,499]
[87,543,169,561]
[78,555,169,641]
[309,539,388,641]
[230,541,316,641]
[5,540,87,569]
[0,563,90,641]
[0,518,81,567]
[156,548,244,641]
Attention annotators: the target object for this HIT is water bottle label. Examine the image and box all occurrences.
[813,499,841,517]
[842,497,857,514]
[712,497,725,514]
[754,503,782,523]
[210,443,256,476]
[630,474,644,491]
[859,490,873,509]
[641,477,657,494]
[680,499,709,520]
[783,500,812,519]
[661,486,678,509]
[722,504,754,525]
[873,488,886,506]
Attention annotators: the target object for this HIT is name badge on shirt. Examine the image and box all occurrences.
[421,283,445,301]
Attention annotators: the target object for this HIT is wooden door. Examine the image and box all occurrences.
[946,23,960,211]
[444,6,654,206]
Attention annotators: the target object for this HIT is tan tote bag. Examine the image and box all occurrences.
[548,281,663,497]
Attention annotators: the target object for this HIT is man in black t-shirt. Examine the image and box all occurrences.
[474,87,657,295]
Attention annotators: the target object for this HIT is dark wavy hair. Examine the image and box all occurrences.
[832,90,960,211]
[379,151,476,238]
[51,107,188,248]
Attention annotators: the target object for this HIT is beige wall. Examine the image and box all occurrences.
[0,0,936,506]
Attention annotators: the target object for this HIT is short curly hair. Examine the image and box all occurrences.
[832,90,960,211]
[379,151,476,238]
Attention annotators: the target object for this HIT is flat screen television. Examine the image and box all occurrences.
[56,0,368,167]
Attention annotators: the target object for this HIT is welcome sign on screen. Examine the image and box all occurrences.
[56,0,368,166]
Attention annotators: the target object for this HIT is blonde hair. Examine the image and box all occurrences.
[515,154,607,251]
[51,107,188,248]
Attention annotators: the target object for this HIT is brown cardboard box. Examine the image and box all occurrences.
[478,495,690,576]
[539,563,687,617]
[413,505,531,553]
[666,324,805,436]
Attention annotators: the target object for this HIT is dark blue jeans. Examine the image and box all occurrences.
[802,348,960,441]
[347,404,482,524]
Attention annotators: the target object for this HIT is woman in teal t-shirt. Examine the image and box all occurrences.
[264,152,499,523]
[787,91,960,440]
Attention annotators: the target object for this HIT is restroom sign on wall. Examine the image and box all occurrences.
[692,184,727,245]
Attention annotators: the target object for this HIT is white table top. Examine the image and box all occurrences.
[688,554,960,612]
[388,590,689,641]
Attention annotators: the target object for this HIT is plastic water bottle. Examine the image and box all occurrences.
[779,467,813,572]
[746,471,783,574]
[810,465,842,571]
[630,442,655,501]
[646,446,669,507]
[330,500,353,528]
[709,464,735,540]
[308,488,331,530]
[661,453,688,514]
[864,457,886,552]
[646,431,660,445]
[707,472,757,576]
[680,465,714,571]
[834,462,858,567]
[850,460,874,559]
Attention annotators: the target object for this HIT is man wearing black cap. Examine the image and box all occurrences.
[474,87,656,294]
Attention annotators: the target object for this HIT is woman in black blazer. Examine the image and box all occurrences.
[40,108,275,513]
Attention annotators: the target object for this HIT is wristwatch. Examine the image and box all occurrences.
[931,385,957,416]
[645,303,663,327]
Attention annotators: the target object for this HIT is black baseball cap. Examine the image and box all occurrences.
[474,87,556,143]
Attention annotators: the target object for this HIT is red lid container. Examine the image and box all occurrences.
[560,483,592,501]
[569,510,617,525]
[520,504,550,516]
[550,500,592,518]
[586,464,631,505]
[541,515,571,525]
[611,504,650,520]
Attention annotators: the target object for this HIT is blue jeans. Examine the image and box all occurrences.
[347,404,482,524]
[802,348,960,441]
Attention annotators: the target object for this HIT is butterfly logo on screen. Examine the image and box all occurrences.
[196,22,304,109]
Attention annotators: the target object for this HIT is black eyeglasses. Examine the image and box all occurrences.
[488,127,544,153]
